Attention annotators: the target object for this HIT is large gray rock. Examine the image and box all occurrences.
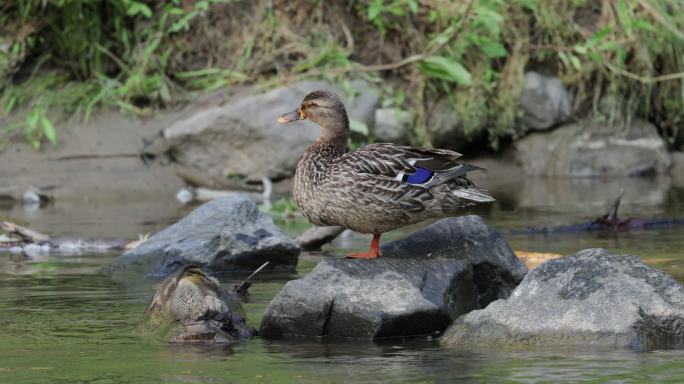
[107,196,300,276]
[520,71,572,131]
[373,108,412,143]
[515,119,672,177]
[442,248,684,349]
[260,216,527,339]
[152,80,379,182]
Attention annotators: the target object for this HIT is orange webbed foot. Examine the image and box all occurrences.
[345,250,382,259]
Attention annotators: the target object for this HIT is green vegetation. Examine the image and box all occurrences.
[1,0,683,148]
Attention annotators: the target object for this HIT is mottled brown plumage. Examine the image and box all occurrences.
[279,90,494,258]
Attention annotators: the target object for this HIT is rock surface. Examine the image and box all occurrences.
[107,196,300,276]
[296,225,346,251]
[442,248,684,349]
[260,216,527,339]
[425,99,471,150]
[373,108,412,143]
[515,119,672,177]
[148,80,379,182]
[519,71,572,131]
[673,152,684,187]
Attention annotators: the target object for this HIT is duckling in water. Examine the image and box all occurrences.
[144,265,253,342]
[279,90,494,259]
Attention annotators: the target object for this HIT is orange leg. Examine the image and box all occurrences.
[346,234,382,259]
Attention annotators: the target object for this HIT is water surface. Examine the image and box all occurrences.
[1,175,683,383]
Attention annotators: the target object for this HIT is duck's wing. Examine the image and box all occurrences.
[342,143,479,186]
[336,143,493,203]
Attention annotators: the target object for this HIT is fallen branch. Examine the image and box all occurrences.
[0,221,49,243]
[510,189,684,234]
[233,262,270,294]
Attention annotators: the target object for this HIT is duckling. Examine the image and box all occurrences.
[278,90,494,259]
[145,264,229,322]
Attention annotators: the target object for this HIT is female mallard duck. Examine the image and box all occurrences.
[278,90,494,259]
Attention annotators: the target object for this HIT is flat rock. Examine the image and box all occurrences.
[260,216,527,339]
[107,196,300,276]
[442,248,684,350]
[149,80,379,182]
[515,119,672,177]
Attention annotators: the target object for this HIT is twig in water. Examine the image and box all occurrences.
[233,262,270,294]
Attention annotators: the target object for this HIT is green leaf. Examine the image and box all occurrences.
[41,117,58,146]
[368,0,383,21]
[418,56,472,85]
[407,0,418,14]
[349,119,369,136]
[569,54,582,70]
[573,44,587,55]
[479,37,507,58]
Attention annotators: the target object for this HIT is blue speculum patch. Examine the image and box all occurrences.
[404,166,434,184]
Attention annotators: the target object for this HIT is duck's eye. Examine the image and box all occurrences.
[307,102,319,108]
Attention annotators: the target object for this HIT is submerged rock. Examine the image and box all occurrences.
[519,71,572,131]
[442,248,684,350]
[141,265,255,343]
[146,80,379,183]
[514,119,672,177]
[260,216,527,339]
[107,196,300,276]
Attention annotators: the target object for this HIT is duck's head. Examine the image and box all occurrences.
[278,90,349,139]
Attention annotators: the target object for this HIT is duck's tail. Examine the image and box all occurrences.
[451,186,495,203]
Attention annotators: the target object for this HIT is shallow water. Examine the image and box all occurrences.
[1,175,684,383]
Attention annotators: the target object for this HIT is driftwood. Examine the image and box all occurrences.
[511,189,684,234]
[0,221,49,243]
[172,164,261,191]
[0,220,129,252]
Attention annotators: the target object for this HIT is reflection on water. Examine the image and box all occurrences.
[1,175,684,382]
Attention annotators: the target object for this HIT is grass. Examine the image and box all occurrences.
[1,0,683,149]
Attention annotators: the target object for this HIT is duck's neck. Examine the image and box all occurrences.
[315,119,349,157]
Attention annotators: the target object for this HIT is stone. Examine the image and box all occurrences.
[260,216,527,339]
[373,108,412,143]
[107,196,300,276]
[296,225,346,251]
[442,248,684,350]
[425,99,472,150]
[150,80,379,182]
[519,71,572,131]
[673,152,684,187]
[514,119,672,177]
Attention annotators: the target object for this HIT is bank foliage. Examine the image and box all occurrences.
[1,0,682,149]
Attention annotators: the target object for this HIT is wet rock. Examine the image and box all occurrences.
[107,196,300,276]
[296,226,346,251]
[148,80,379,182]
[514,119,672,177]
[520,71,572,131]
[442,248,684,349]
[141,265,255,343]
[260,216,527,339]
[373,108,412,143]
